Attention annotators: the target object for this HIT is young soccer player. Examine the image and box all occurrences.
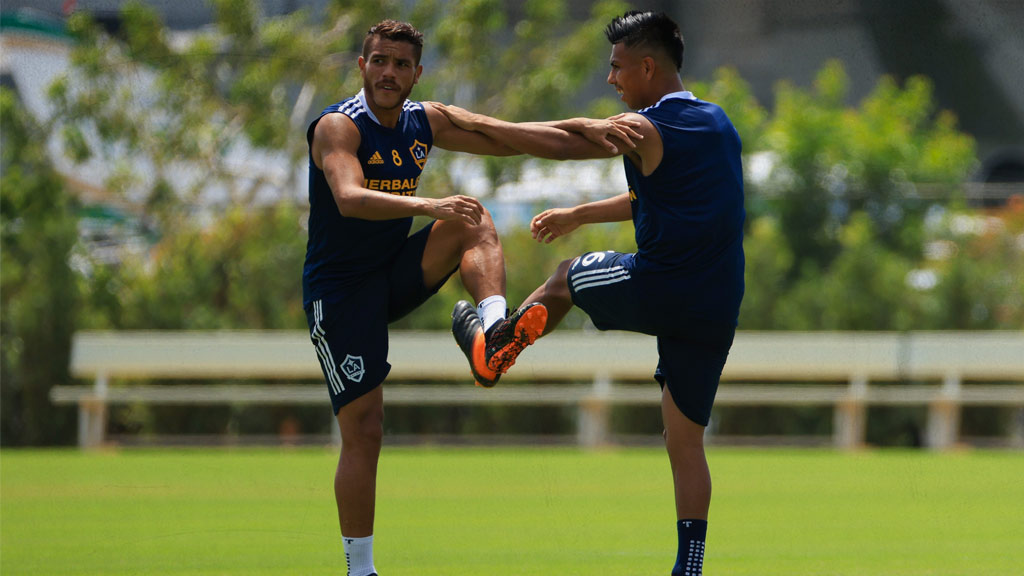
[440,11,745,575]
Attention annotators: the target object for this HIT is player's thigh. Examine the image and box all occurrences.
[419,218,466,289]
[567,251,650,333]
[386,222,457,323]
[305,286,391,415]
[656,328,735,427]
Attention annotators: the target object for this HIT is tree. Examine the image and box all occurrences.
[49,0,635,331]
[1,90,79,445]
[756,61,976,272]
[737,61,982,331]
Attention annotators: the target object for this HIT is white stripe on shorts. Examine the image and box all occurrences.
[571,265,624,281]
[573,272,632,292]
[572,267,630,292]
[312,300,345,394]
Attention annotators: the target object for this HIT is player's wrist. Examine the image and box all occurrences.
[418,196,437,217]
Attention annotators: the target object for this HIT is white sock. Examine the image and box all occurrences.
[343,535,376,576]
[477,295,507,333]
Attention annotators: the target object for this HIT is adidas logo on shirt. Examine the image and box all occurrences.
[368,151,384,165]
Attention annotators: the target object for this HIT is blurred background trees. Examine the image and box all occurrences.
[1,0,1021,445]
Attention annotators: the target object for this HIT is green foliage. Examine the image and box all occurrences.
[0,90,79,445]
[688,67,768,152]
[755,61,977,269]
[924,206,1024,329]
[415,0,629,188]
[10,5,1018,445]
[84,204,307,330]
[738,60,1007,332]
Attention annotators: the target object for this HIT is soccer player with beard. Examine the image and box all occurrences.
[303,19,634,575]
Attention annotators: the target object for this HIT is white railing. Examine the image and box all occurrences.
[50,330,1024,450]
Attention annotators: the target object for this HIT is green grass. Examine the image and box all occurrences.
[2,447,1023,575]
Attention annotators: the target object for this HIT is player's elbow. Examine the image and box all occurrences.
[333,188,361,217]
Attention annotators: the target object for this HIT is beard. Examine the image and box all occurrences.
[365,81,413,111]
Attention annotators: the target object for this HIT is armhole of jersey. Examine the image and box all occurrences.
[412,103,435,147]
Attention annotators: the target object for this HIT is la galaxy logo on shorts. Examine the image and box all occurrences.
[340,354,365,383]
[409,139,429,169]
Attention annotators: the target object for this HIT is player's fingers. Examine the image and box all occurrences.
[532,219,546,241]
[533,213,554,235]
[464,200,484,225]
[425,101,449,114]
[612,122,643,142]
[608,130,634,150]
[621,125,643,141]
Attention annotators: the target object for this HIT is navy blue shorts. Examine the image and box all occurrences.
[305,223,455,414]
[568,251,736,427]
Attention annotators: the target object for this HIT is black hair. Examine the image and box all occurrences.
[363,19,424,65]
[604,10,684,71]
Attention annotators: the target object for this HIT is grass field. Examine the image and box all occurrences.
[2,446,1023,575]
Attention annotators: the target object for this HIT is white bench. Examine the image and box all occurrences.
[50,330,1024,449]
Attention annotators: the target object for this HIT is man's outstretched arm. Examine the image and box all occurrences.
[428,102,646,160]
[423,103,520,156]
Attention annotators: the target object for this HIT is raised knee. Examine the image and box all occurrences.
[470,207,499,243]
[548,260,574,298]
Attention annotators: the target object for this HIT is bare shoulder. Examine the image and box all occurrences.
[312,113,360,168]
[618,112,662,175]
[420,101,452,134]
[620,112,657,136]
[314,112,360,143]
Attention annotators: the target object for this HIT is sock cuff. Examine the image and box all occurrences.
[477,295,506,308]
[677,519,708,539]
[477,295,507,333]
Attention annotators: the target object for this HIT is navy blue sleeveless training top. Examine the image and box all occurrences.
[303,90,433,306]
[625,92,745,322]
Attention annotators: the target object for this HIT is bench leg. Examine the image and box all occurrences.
[926,399,959,451]
[578,399,610,448]
[834,376,867,450]
[834,400,865,450]
[79,398,107,449]
[926,374,962,451]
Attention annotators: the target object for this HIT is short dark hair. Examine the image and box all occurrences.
[362,19,424,65]
[604,11,684,71]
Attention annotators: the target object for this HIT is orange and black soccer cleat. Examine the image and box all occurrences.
[484,302,547,374]
[451,300,500,387]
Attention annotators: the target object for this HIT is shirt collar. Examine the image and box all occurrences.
[356,89,383,126]
[655,91,697,105]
